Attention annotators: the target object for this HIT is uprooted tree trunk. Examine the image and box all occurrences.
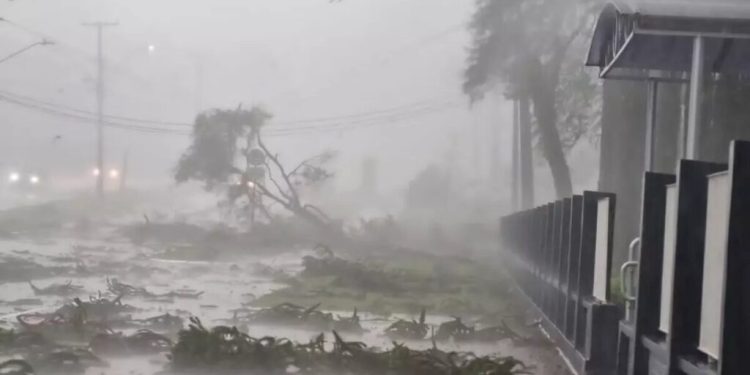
[248,136,343,238]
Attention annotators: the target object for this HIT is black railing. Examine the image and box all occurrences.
[502,140,750,375]
[617,141,750,375]
[501,192,619,375]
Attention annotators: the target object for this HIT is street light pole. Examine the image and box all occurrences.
[82,21,118,198]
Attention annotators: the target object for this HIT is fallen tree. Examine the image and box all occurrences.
[175,107,341,238]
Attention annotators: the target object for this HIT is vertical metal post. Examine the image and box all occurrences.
[519,95,534,209]
[120,150,128,192]
[83,21,118,197]
[95,26,104,197]
[678,82,688,161]
[195,59,204,116]
[490,96,502,189]
[687,36,706,160]
[645,81,659,172]
[249,126,260,228]
[512,99,520,210]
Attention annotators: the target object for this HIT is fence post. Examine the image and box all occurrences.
[565,195,583,342]
[580,192,618,373]
[720,140,750,374]
[557,198,572,328]
[501,190,618,375]
[637,160,724,374]
[616,172,675,375]
[668,161,725,369]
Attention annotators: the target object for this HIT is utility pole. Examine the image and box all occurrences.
[194,58,204,116]
[82,21,118,197]
[490,96,502,189]
[120,150,129,192]
[511,95,534,210]
[511,99,519,211]
[518,96,534,209]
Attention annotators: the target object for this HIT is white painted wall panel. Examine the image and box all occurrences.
[593,198,610,302]
[660,185,678,334]
[699,172,730,361]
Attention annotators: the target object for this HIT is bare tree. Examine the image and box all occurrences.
[175,106,338,233]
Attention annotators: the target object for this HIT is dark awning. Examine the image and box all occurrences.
[586,1,750,81]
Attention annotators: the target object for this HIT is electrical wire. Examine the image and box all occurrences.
[0,91,461,138]
[0,89,193,127]
[0,19,465,137]
[0,94,190,135]
[0,88,458,134]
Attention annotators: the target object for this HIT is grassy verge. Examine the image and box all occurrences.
[253,253,519,318]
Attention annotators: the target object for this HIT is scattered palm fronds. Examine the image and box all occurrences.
[89,329,172,356]
[107,278,204,300]
[435,317,520,343]
[16,311,105,341]
[55,295,136,324]
[167,318,531,374]
[17,295,134,341]
[384,308,428,340]
[4,298,43,307]
[301,253,402,293]
[24,348,107,374]
[0,328,54,352]
[332,308,365,333]
[107,278,151,298]
[434,317,474,341]
[0,359,34,375]
[159,289,204,299]
[251,263,287,279]
[246,303,364,333]
[0,257,69,282]
[29,280,83,296]
[131,313,184,332]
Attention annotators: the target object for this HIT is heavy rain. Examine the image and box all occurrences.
[1,0,750,374]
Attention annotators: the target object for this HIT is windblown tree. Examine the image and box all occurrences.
[175,107,337,232]
[464,0,601,198]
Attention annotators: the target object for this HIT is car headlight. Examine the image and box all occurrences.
[29,175,40,185]
[8,172,20,183]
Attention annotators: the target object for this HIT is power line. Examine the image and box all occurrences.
[269,99,450,126]
[3,16,463,122]
[0,89,193,127]
[0,94,190,135]
[0,91,460,138]
[3,18,196,111]
[0,88,457,133]
[268,103,458,135]
[0,39,54,65]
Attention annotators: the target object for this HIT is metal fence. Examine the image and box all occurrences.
[501,192,619,375]
[501,140,750,375]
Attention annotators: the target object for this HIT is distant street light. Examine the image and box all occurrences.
[0,39,54,65]
[147,44,156,54]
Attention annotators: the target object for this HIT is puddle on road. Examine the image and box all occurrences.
[0,234,565,375]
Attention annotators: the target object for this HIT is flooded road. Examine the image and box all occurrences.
[0,223,570,375]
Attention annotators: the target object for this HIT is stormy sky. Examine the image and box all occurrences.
[0,0,508,194]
